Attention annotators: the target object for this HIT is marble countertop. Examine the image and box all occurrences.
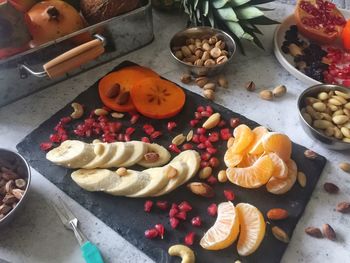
[1,2,349,263]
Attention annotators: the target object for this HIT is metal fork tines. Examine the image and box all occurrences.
[52,197,87,246]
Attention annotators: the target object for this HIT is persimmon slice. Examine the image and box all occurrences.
[130,77,186,119]
[98,66,159,112]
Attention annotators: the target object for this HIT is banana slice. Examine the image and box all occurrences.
[127,167,169,198]
[105,170,151,196]
[82,143,117,169]
[170,150,200,182]
[152,161,189,197]
[100,142,133,168]
[118,141,148,167]
[71,169,119,192]
[137,143,171,168]
[46,140,95,168]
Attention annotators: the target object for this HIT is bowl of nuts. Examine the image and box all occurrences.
[170,26,236,76]
[0,148,31,226]
[298,84,350,150]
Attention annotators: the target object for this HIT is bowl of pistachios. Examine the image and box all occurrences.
[169,26,236,76]
[297,84,350,150]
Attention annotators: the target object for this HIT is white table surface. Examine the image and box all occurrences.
[1,2,350,263]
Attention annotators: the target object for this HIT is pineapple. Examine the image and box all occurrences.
[181,0,279,53]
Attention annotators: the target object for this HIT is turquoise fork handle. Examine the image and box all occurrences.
[81,241,104,263]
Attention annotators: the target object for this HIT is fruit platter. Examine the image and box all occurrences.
[274,0,350,87]
[16,61,327,263]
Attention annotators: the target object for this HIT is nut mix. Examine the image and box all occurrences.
[0,160,27,219]
[300,89,350,143]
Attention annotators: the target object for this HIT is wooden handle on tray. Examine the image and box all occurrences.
[43,39,105,79]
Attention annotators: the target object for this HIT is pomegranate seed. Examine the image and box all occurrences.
[224,190,235,201]
[207,147,217,154]
[209,157,220,168]
[201,111,211,117]
[167,121,177,131]
[201,152,211,161]
[143,124,155,135]
[169,144,181,153]
[130,114,139,124]
[200,160,209,168]
[192,134,200,143]
[207,203,218,217]
[141,137,150,143]
[178,201,192,212]
[190,119,199,127]
[175,211,187,221]
[197,106,205,112]
[206,106,213,114]
[196,128,206,135]
[145,229,158,239]
[124,134,131,142]
[218,120,226,127]
[40,142,53,151]
[182,143,194,150]
[170,217,180,229]
[207,176,218,185]
[144,200,153,212]
[194,112,203,120]
[171,203,178,209]
[220,128,231,140]
[60,134,68,141]
[204,140,213,148]
[197,143,206,150]
[208,132,219,142]
[154,224,165,239]
[117,133,125,141]
[108,122,122,133]
[156,201,169,210]
[199,135,208,143]
[85,130,92,137]
[191,216,202,227]
[184,232,195,246]
[49,134,61,143]
[125,127,135,135]
[169,207,179,218]
[150,131,162,139]
[230,118,240,128]
[60,116,72,124]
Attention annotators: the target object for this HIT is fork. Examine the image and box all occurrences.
[52,197,104,263]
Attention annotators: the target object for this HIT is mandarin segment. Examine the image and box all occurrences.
[237,154,261,168]
[224,147,244,168]
[226,155,274,188]
[248,126,269,155]
[230,124,255,154]
[268,152,288,179]
[266,159,298,195]
[262,132,292,162]
[236,203,266,256]
[200,202,240,250]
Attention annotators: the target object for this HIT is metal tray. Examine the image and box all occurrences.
[0,0,153,107]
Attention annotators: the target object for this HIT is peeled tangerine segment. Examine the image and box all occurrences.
[200,202,240,250]
[248,126,269,155]
[230,124,255,154]
[266,159,298,195]
[236,203,266,256]
[268,152,288,179]
[226,155,274,188]
[224,147,244,168]
[262,132,292,162]
[237,154,261,168]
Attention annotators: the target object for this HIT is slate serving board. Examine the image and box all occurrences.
[17,61,326,263]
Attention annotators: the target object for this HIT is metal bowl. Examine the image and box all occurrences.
[169,26,236,76]
[0,148,31,227]
[297,84,350,151]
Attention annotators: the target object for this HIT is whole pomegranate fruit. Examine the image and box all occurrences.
[25,0,84,47]
[294,0,346,44]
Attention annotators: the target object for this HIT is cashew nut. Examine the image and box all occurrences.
[70,102,84,119]
[168,244,195,263]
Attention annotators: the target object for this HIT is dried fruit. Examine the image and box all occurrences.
[267,208,289,220]
[336,201,350,213]
[339,162,350,173]
[323,182,339,194]
[305,227,323,238]
[271,226,290,243]
[187,182,215,197]
[304,149,317,159]
[144,200,153,212]
[259,90,273,101]
[207,203,218,216]
[322,224,336,241]
[184,232,195,246]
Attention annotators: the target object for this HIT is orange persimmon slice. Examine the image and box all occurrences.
[130,77,186,119]
[98,66,159,112]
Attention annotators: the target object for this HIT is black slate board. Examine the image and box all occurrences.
[17,61,326,263]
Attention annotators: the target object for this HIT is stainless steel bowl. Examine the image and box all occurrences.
[0,148,31,227]
[297,84,350,151]
[170,26,236,76]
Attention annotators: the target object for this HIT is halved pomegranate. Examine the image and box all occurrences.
[294,0,346,44]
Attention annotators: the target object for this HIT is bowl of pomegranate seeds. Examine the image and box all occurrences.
[0,148,31,227]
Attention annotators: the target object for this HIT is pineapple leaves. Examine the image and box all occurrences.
[208,8,215,27]
[249,15,280,25]
[202,0,209,16]
[217,7,239,22]
[194,0,199,9]
[225,21,253,40]
[230,0,250,7]
[212,0,230,9]
[249,0,276,4]
[235,6,264,20]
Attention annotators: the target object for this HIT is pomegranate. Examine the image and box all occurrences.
[169,217,179,229]
[144,200,153,213]
[294,0,346,43]
[154,224,165,239]
[25,0,84,47]
[144,229,158,239]
[184,232,195,246]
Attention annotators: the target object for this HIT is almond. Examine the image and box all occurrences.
[187,182,214,198]
[116,167,127,176]
[2,194,17,205]
[272,226,290,243]
[297,172,307,188]
[165,165,178,179]
[267,208,289,220]
[12,189,24,200]
[202,113,221,129]
[0,204,12,215]
[323,182,339,194]
[144,152,160,163]
[336,201,350,213]
[322,224,336,241]
[181,73,192,84]
[339,162,350,173]
[186,130,193,142]
[305,227,323,238]
[217,170,227,183]
[259,90,273,101]
[304,149,317,159]
[172,134,186,146]
[94,108,108,116]
[199,167,212,180]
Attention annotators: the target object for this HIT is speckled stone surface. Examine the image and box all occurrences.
[0,2,349,263]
